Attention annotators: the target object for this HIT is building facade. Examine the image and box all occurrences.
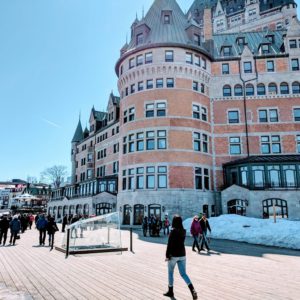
[48,0,300,223]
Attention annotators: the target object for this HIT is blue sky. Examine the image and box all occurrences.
[0,0,299,182]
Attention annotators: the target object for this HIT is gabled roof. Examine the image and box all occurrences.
[91,107,107,122]
[109,92,120,105]
[71,120,84,143]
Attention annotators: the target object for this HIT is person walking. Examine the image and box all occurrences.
[164,215,198,299]
[28,214,34,230]
[36,214,48,246]
[163,215,170,236]
[46,217,59,250]
[199,213,211,251]
[142,216,148,237]
[0,215,10,246]
[190,216,202,253]
[9,215,21,246]
[62,215,68,233]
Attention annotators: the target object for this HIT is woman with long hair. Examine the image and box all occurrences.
[164,215,197,299]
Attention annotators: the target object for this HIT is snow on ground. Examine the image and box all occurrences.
[183,214,300,250]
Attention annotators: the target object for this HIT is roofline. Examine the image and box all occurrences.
[115,42,213,76]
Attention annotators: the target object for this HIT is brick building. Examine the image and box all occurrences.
[48,0,300,223]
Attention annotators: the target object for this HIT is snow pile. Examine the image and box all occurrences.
[183,214,300,250]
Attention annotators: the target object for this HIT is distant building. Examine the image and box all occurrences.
[48,0,300,223]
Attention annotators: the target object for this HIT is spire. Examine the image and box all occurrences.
[71,119,84,143]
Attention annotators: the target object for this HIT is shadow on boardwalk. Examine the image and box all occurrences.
[131,229,300,258]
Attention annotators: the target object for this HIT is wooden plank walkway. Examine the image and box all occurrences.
[0,227,300,300]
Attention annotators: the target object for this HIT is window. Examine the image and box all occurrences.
[193,132,201,151]
[267,60,274,72]
[223,46,232,57]
[136,55,143,66]
[268,83,277,94]
[193,132,209,153]
[130,84,135,94]
[228,111,239,124]
[193,81,198,91]
[145,52,153,64]
[113,161,119,174]
[267,166,280,187]
[261,135,281,154]
[133,205,144,225]
[157,130,167,149]
[297,136,300,153]
[194,34,201,46]
[113,143,119,153]
[294,108,300,121]
[125,87,129,96]
[261,44,270,54]
[200,84,205,93]
[280,82,289,95]
[227,199,247,216]
[289,39,297,49]
[234,85,243,96]
[292,82,300,94]
[156,78,163,88]
[283,166,296,187]
[195,168,210,190]
[129,107,135,121]
[146,131,155,150]
[136,33,143,45]
[276,22,283,30]
[136,167,144,189]
[257,84,266,95]
[164,14,170,24]
[147,79,153,89]
[259,109,278,123]
[195,55,200,66]
[146,167,155,189]
[136,133,144,151]
[157,102,166,117]
[246,84,254,96]
[222,63,229,74]
[223,85,232,97]
[146,104,154,118]
[193,104,200,119]
[244,62,252,73]
[201,107,207,121]
[158,166,167,188]
[166,78,174,88]
[129,58,135,69]
[128,134,135,153]
[292,59,299,71]
[165,50,174,62]
[138,81,144,91]
[253,166,265,187]
[186,52,193,64]
[202,58,207,69]
[230,137,241,155]
[263,199,288,219]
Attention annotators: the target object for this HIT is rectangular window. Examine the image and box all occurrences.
[194,34,201,46]
[156,78,163,88]
[136,54,143,66]
[195,55,200,66]
[136,132,144,151]
[228,111,239,124]
[200,84,205,93]
[129,107,135,121]
[157,130,167,149]
[259,110,268,123]
[294,108,300,121]
[297,136,300,153]
[130,84,135,94]
[186,52,193,64]
[145,52,153,64]
[230,137,241,155]
[147,79,153,89]
[222,63,229,74]
[223,47,231,57]
[158,166,167,188]
[193,81,198,91]
[136,33,143,45]
[261,44,270,54]
[165,50,174,62]
[138,81,144,91]
[136,172,144,189]
[201,107,207,121]
[129,134,135,153]
[146,131,155,150]
[157,102,166,117]
[193,132,201,152]
[259,109,278,123]
[267,60,274,72]
[146,167,155,189]
[244,61,252,73]
[129,58,135,69]
[146,103,155,118]
[269,109,278,122]
[203,134,208,153]
[289,39,297,49]
[166,78,174,88]
[193,104,200,119]
[164,14,170,24]
[195,168,202,190]
[202,58,207,69]
[292,59,299,71]
[261,136,281,154]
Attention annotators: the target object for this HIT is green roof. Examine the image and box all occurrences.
[71,120,84,143]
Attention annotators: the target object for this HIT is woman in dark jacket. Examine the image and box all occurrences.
[164,215,197,299]
[46,217,59,250]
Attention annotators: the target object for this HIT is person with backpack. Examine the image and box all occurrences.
[9,215,21,246]
[164,215,197,299]
[46,217,59,250]
[199,213,211,251]
[190,216,202,253]
[0,215,10,246]
[36,214,48,246]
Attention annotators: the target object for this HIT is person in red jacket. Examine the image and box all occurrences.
[190,216,202,253]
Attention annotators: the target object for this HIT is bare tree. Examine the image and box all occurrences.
[41,165,68,188]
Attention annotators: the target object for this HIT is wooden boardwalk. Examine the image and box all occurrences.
[0,227,299,300]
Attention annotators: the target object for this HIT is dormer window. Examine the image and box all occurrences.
[289,39,297,49]
[236,37,245,45]
[136,33,144,46]
[266,35,274,43]
[164,14,170,24]
[223,46,232,57]
[261,44,270,54]
[194,34,201,46]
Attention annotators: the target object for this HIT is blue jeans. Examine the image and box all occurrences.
[168,256,191,287]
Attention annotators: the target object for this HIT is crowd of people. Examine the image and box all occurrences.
[142,214,170,237]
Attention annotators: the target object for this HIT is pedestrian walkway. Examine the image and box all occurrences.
[0,227,299,299]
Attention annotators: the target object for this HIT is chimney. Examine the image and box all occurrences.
[203,8,213,41]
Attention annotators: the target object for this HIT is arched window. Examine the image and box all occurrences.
[63,205,68,216]
[262,199,288,219]
[123,205,131,225]
[283,165,296,187]
[148,204,161,220]
[292,82,300,94]
[69,205,75,216]
[268,83,277,94]
[76,204,82,215]
[246,84,254,96]
[234,84,243,96]
[267,166,281,188]
[227,199,247,216]
[53,206,57,218]
[57,206,62,219]
[280,82,289,94]
[134,205,144,225]
[257,83,266,95]
[96,203,112,216]
[83,204,89,216]
[223,85,232,97]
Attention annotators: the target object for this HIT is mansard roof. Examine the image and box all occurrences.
[93,110,107,121]
[260,0,296,13]
[213,30,286,58]
[71,119,84,143]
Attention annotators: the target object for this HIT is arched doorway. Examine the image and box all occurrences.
[134,205,144,225]
[148,204,161,220]
[95,203,112,216]
[123,205,131,225]
[262,199,288,219]
[227,199,247,216]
